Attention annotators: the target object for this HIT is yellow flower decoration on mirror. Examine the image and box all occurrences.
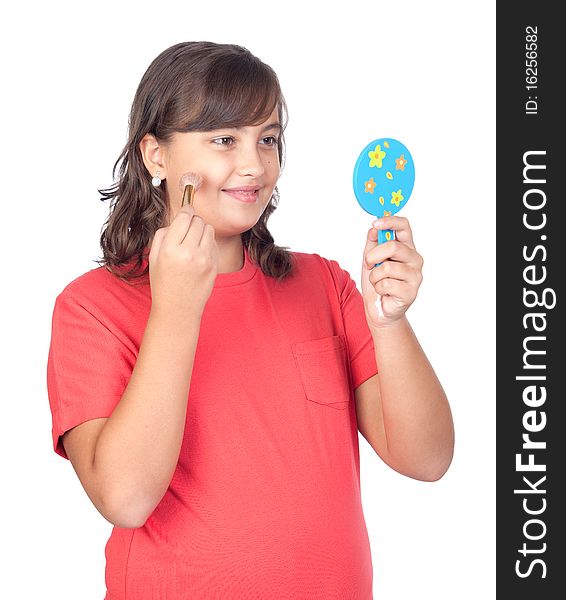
[368,145,386,168]
[391,189,404,207]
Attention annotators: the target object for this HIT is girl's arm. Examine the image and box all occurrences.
[355,217,455,481]
[63,303,204,528]
[63,205,218,528]
[355,316,454,481]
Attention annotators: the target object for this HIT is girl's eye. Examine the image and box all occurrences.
[211,135,278,147]
[212,136,235,146]
[261,136,278,146]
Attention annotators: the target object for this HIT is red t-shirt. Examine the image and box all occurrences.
[47,246,378,599]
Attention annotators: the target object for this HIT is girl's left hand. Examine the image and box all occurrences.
[361,216,424,329]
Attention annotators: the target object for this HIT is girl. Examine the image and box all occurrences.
[47,41,454,599]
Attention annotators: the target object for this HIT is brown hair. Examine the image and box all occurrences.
[97,41,294,283]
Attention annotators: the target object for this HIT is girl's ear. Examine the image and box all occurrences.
[139,134,167,179]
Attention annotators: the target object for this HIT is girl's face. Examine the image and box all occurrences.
[161,107,282,239]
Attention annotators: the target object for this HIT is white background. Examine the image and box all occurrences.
[1,1,495,598]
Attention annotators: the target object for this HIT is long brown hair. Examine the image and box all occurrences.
[97,41,294,283]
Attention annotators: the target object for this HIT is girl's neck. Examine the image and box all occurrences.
[216,236,245,274]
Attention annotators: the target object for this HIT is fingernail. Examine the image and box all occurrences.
[373,219,384,227]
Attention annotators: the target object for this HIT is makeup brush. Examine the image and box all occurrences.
[179,172,204,207]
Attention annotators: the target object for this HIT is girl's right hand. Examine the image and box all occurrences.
[148,205,219,318]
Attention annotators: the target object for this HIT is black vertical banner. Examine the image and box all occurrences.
[497,3,564,598]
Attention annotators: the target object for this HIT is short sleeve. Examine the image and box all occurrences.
[327,259,379,389]
[47,291,136,459]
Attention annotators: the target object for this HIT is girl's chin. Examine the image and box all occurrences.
[213,218,262,237]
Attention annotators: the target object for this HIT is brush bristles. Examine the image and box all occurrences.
[179,172,203,207]
[179,172,203,192]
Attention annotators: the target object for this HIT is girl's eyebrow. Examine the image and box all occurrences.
[260,122,282,133]
[209,122,282,134]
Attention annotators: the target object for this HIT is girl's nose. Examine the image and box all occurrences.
[236,145,265,178]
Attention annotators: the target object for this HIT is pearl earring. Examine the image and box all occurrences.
[151,171,162,187]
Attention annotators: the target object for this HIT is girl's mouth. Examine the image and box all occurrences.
[222,187,260,204]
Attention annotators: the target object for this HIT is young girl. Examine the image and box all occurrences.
[47,41,454,599]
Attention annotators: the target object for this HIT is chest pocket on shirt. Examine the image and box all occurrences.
[292,335,351,410]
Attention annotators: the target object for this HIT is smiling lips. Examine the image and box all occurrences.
[222,186,261,203]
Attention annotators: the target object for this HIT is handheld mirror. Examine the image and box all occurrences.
[353,137,415,250]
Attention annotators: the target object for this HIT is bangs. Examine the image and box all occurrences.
[182,54,284,131]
